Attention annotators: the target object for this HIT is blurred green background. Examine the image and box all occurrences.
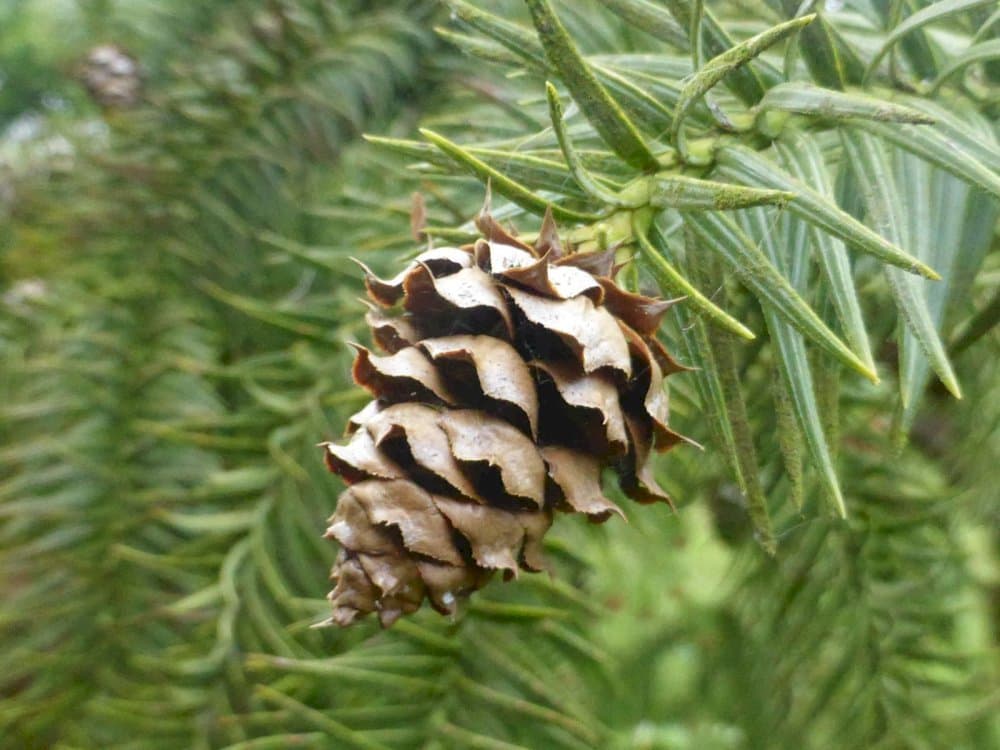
[1,1,998,749]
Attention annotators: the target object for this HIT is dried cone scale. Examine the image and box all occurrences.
[320,206,689,627]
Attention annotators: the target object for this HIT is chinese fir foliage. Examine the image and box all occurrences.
[0,1,998,749]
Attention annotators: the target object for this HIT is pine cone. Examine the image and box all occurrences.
[320,208,688,627]
[79,45,142,110]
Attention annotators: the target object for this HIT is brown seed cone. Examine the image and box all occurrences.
[320,210,689,627]
[78,45,142,110]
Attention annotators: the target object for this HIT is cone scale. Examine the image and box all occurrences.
[320,209,688,627]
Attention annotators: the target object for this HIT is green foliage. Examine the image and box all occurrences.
[1,1,998,749]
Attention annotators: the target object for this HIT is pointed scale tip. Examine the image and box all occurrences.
[536,206,564,259]
[348,256,374,275]
[478,178,493,218]
[410,192,427,242]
